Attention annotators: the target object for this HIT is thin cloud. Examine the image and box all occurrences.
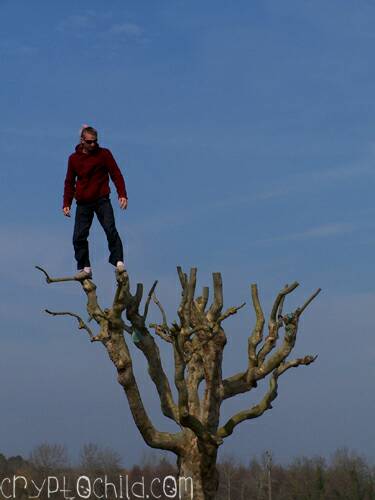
[56,13,146,44]
[57,13,96,32]
[254,223,353,245]
[109,22,144,39]
[0,40,37,56]
[210,163,374,212]
[308,164,374,182]
[210,185,291,210]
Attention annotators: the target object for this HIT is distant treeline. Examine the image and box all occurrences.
[0,444,374,499]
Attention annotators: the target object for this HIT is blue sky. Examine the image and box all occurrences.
[1,0,375,467]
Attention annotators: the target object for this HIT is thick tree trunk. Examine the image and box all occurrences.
[177,437,219,500]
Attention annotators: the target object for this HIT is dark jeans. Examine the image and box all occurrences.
[73,196,124,270]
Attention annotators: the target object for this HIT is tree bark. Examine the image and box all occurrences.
[177,433,219,500]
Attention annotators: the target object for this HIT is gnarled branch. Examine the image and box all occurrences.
[257,282,299,365]
[218,302,246,323]
[113,272,179,424]
[143,280,158,320]
[222,284,321,400]
[38,266,182,449]
[45,309,96,341]
[35,266,78,284]
[218,372,279,438]
[218,353,317,439]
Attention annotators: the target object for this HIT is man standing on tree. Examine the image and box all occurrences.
[63,125,128,280]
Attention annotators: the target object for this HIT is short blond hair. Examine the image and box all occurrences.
[81,126,98,137]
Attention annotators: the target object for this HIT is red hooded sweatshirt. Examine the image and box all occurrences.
[63,144,127,208]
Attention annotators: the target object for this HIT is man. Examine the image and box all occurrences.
[63,125,128,280]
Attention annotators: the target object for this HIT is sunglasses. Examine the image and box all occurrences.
[83,139,97,145]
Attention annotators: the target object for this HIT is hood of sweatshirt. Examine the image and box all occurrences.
[74,143,100,155]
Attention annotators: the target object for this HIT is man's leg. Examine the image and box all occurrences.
[73,203,94,270]
[95,197,124,267]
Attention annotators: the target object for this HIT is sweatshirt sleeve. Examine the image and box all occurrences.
[63,157,76,208]
[104,149,128,199]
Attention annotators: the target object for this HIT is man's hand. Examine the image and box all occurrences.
[63,206,71,217]
[119,197,128,210]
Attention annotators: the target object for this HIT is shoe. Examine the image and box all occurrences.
[74,269,92,280]
[116,261,126,273]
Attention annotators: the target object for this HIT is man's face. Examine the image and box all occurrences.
[81,132,98,152]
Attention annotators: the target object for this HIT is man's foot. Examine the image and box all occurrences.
[74,268,92,280]
[116,261,126,273]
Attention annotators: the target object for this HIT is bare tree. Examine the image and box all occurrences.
[79,443,122,473]
[36,265,320,500]
[217,455,241,500]
[29,443,69,472]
